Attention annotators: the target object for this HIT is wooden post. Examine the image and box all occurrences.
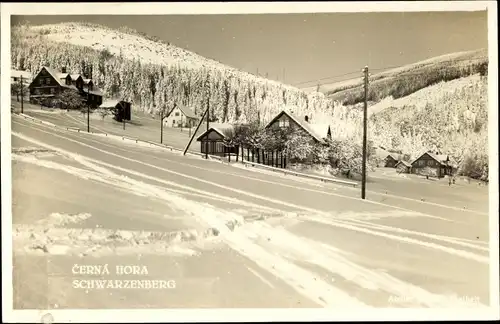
[257,148,260,164]
[87,89,90,133]
[20,75,24,113]
[160,110,164,144]
[206,104,209,160]
[361,66,369,200]
[183,106,208,155]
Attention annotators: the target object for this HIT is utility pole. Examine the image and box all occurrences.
[160,109,164,144]
[361,66,369,200]
[121,102,126,130]
[20,75,24,114]
[206,100,210,159]
[87,88,90,133]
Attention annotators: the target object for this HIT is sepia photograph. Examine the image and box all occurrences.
[1,1,499,322]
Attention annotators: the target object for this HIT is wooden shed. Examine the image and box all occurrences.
[196,123,238,157]
[384,153,401,168]
[99,99,131,122]
[395,160,412,174]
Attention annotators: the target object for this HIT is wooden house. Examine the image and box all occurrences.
[28,66,103,108]
[99,99,132,122]
[163,105,199,128]
[384,153,401,168]
[196,123,238,156]
[410,151,453,178]
[395,160,412,174]
[264,110,332,144]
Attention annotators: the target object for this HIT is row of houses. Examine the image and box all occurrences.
[385,151,454,178]
[11,66,132,122]
[13,66,456,178]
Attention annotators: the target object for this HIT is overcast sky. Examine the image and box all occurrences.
[12,11,488,87]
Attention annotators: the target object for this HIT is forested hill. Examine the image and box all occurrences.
[11,22,333,124]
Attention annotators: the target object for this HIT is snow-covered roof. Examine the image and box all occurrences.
[99,99,120,108]
[41,66,68,87]
[196,123,235,141]
[165,105,198,119]
[179,106,198,119]
[411,151,450,166]
[264,110,331,143]
[87,89,104,96]
[386,153,402,161]
[83,79,93,84]
[70,74,82,81]
[11,69,32,79]
[395,160,411,167]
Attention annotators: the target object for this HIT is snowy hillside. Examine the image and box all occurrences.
[303,49,487,98]
[12,22,334,124]
[29,22,286,88]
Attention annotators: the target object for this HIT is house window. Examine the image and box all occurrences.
[279,119,290,128]
[50,88,55,94]
[175,112,180,116]
[418,160,424,166]
[45,78,51,85]
[428,160,434,166]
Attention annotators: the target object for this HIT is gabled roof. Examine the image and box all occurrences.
[70,74,83,81]
[196,123,235,141]
[83,79,93,84]
[264,110,330,143]
[386,153,401,161]
[395,160,411,167]
[99,98,128,108]
[99,99,121,108]
[38,66,72,89]
[411,151,450,166]
[165,105,198,119]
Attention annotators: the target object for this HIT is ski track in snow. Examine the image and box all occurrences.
[11,131,488,308]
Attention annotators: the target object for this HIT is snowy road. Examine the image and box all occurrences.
[10,115,490,309]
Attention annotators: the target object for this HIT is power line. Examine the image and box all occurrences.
[293,70,362,87]
[293,56,487,88]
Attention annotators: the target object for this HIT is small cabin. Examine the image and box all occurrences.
[384,153,401,168]
[395,160,411,174]
[99,99,132,122]
[196,123,238,157]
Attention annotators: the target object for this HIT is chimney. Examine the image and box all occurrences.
[61,67,67,73]
[304,115,309,123]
